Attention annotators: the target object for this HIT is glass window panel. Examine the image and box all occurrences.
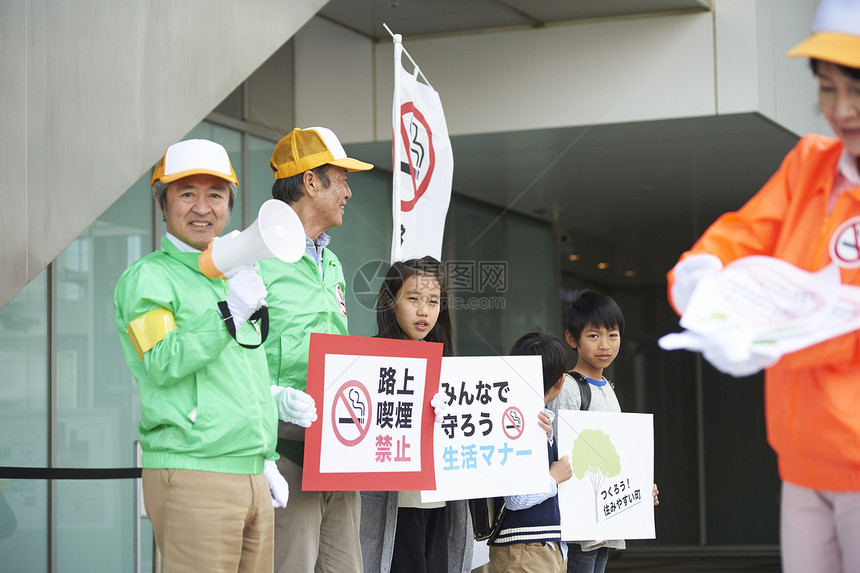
[0,478,47,573]
[703,367,779,544]
[0,270,49,573]
[55,170,153,572]
[448,198,505,356]
[327,168,392,337]
[57,480,136,572]
[139,516,155,573]
[504,214,555,347]
[249,135,276,216]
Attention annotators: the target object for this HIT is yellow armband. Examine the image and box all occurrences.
[126,308,176,360]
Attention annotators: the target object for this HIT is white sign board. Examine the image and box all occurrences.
[557,410,655,541]
[422,355,551,502]
[318,354,428,475]
[303,334,440,491]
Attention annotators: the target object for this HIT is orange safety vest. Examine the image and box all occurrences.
[668,134,860,491]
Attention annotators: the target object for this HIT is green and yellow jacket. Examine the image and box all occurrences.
[114,237,277,474]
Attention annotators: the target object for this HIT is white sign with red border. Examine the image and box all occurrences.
[303,334,442,491]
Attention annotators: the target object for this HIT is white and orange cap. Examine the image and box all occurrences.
[151,139,238,186]
[787,0,860,68]
[270,127,373,180]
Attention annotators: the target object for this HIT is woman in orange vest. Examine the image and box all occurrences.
[667,1,860,571]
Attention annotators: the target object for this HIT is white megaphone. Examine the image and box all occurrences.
[198,199,305,279]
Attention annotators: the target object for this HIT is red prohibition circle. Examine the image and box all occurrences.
[502,406,526,440]
[399,102,436,213]
[331,380,372,447]
[830,217,860,268]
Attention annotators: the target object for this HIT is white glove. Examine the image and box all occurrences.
[226,266,267,331]
[670,254,723,314]
[701,330,780,378]
[263,460,289,508]
[271,385,318,427]
[430,392,448,423]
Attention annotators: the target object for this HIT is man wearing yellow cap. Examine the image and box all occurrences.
[667,1,860,571]
[114,139,289,573]
[258,127,373,573]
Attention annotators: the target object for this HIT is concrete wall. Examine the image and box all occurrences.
[0,0,326,309]
[372,12,717,137]
[1,1,28,309]
[757,0,829,136]
[293,11,720,140]
[715,0,825,136]
[248,42,297,140]
[289,2,819,144]
[294,18,376,142]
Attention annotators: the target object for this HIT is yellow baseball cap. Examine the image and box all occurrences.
[270,127,374,180]
[151,139,238,186]
[786,0,860,68]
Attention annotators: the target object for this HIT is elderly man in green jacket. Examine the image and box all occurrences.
[259,127,373,573]
[114,139,316,573]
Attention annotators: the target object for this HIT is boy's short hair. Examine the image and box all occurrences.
[566,289,625,343]
[510,331,566,394]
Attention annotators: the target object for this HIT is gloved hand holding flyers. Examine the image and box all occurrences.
[660,256,860,377]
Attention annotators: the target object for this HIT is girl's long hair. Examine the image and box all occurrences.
[375,256,453,356]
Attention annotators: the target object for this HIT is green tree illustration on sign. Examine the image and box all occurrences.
[571,429,621,522]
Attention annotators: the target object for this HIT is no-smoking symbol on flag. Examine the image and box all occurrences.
[331,381,372,447]
[399,102,436,213]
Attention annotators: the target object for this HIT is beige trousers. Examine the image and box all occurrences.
[490,541,566,573]
[273,456,362,573]
[143,468,274,573]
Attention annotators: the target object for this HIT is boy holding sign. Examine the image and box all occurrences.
[549,290,659,573]
[488,332,572,573]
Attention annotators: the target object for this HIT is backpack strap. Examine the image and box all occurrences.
[487,498,506,543]
[568,370,591,411]
[468,496,507,542]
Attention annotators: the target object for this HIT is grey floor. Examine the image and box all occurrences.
[473,555,782,572]
[609,556,782,572]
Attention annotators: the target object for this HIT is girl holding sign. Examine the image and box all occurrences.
[359,256,473,573]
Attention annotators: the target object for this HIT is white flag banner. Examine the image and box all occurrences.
[390,34,453,262]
